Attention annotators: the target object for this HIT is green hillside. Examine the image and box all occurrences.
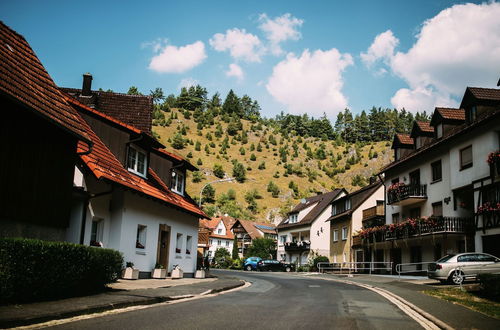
[152,108,392,224]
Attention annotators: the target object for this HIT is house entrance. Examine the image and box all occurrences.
[157,224,170,269]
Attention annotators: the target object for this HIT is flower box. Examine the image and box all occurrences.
[171,267,184,279]
[152,268,167,279]
[195,269,206,278]
[122,267,139,280]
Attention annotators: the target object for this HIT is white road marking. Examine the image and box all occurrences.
[308,285,321,288]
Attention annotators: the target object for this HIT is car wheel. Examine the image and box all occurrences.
[285,266,291,272]
[450,270,464,285]
[246,265,252,271]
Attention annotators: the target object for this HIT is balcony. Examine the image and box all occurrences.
[362,204,385,228]
[387,184,427,206]
[352,235,362,247]
[284,241,310,252]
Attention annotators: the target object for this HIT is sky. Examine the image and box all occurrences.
[1,0,499,120]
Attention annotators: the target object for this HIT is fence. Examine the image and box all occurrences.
[395,262,433,279]
[317,261,393,275]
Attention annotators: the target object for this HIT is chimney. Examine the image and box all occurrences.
[82,73,93,96]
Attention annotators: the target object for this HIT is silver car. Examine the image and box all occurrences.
[428,253,500,285]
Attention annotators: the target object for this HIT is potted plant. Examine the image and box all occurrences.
[152,263,167,279]
[171,264,184,279]
[195,266,206,278]
[122,261,139,280]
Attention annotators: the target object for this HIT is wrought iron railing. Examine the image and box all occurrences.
[284,241,311,251]
[387,184,427,204]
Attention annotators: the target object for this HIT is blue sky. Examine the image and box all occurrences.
[1,0,499,119]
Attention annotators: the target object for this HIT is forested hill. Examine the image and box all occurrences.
[139,85,428,223]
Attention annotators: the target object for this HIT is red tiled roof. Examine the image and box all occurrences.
[74,108,207,219]
[435,108,465,121]
[61,87,153,133]
[415,121,433,133]
[200,218,220,230]
[0,21,90,143]
[468,87,500,101]
[395,133,414,145]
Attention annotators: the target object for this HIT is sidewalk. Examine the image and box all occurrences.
[307,273,500,329]
[0,275,244,328]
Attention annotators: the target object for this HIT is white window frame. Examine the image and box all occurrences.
[280,235,287,245]
[333,229,339,242]
[217,228,223,234]
[90,218,104,247]
[217,239,221,246]
[136,224,147,249]
[342,227,348,241]
[127,145,147,177]
[289,213,298,223]
[225,240,229,247]
[171,169,185,195]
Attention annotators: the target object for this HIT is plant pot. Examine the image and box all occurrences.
[195,270,206,278]
[122,267,139,280]
[152,268,167,279]
[171,268,184,279]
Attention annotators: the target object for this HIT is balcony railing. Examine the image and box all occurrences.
[361,217,474,244]
[284,241,311,252]
[387,184,427,205]
[362,205,384,220]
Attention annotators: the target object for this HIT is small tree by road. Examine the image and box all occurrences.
[245,237,276,259]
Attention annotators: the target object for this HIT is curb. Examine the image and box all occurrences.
[0,280,245,329]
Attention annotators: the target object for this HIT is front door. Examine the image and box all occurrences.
[157,225,170,269]
[409,169,420,186]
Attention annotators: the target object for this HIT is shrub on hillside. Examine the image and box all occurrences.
[0,238,123,303]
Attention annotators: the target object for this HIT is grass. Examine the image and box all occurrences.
[153,108,392,221]
[425,287,500,319]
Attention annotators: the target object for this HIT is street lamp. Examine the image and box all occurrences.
[198,177,235,208]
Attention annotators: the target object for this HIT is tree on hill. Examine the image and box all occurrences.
[222,89,242,116]
[171,132,185,149]
[202,184,215,204]
[232,162,246,183]
[150,87,165,104]
[213,164,225,178]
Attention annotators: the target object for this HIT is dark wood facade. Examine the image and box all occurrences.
[0,97,78,237]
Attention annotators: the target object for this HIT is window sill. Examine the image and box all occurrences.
[430,179,442,185]
[459,164,473,171]
[128,168,148,179]
[175,256,182,259]
[135,250,146,255]
[171,189,184,196]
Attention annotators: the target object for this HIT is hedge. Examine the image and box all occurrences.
[0,237,123,303]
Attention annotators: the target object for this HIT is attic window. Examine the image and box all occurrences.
[436,124,443,139]
[171,169,185,195]
[127,145,147,177]
[289,213,298,223]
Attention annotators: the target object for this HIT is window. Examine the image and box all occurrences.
[176,233,183,254]
[409,169,420,186]
[469,106,477,122]
[90,218,103,247]
[392,213,400,224]
[333,198,351,215]
[432,202,443,217]
[409,207,421,219]
[209,239,213,245]
[280,235,287,244]
[127,145,147,177]
[436,124,443,139]
[136,225,147,249]
[171,169,185,195]
[460,145,473,170]
[342,227,348,240]
[207,251,212,257]
[431,160,442,182]
[225,241,229,247]
[217,240,221,246]
[289,213,298,223]
[333,230,339,242]
[458,254,479,262]
[217,228,223,234]
[186,235,192,255]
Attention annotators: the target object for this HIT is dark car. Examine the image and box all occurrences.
[256,259,295,272]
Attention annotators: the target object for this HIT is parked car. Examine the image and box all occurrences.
[244,257,262,271]
[428,252,500,284]
[256,259,295,272]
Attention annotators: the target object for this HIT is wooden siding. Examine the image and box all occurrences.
[150,152,174,187]
[0,98,77,230]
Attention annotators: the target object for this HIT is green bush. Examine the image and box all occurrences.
[311,255,330,271]
[478,273,500,299]
[0,238,123,303]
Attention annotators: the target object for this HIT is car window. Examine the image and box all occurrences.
[477,254,496,262]
[437,255,455,263]
[458,254,480,262]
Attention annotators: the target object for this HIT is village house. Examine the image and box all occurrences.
[61,76,207,278]
[360,86,500,272]
[231,217,277,258]
[328,181,384,266]
[276,190,346,265]
[199,216,236,259]
[0,21,92,241]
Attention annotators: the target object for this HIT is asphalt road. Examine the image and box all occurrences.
[48,270,422,330]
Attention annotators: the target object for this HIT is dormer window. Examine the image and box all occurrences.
[289,213,298,223]
[436,124,443,139]
[171,169,185,195]
[127,145,147,177]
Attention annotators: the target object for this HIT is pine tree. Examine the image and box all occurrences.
[171,132,185,149]
[232,162,246,183]
[213,164,225,178]
[222,89,242,116]
[232,236,239,260]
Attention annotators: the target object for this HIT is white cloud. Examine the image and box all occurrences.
[258,13,304,55]
[362,2,500,112]
[177,78,199,90]
[148,41,207,73]
[225,63,244,81]
[360,30,398,67]
[209,28,264,62]
[266,48,353,116]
